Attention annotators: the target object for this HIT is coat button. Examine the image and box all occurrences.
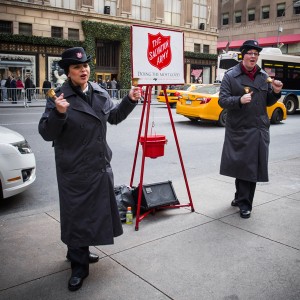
[101,168,105,173]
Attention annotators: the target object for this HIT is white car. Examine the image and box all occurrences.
[0,126,36,199]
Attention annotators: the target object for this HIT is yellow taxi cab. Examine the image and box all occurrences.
[176,84,287,127]
[157,84,203,108]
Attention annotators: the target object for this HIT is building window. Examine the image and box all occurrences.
[0,20,13,34]
[248,8,255,21]
[102,0,117,15]
[262,6,270,19]
[50,0,76,9]
[51,26,63,38]
[277,3,285,17]
[164,0,181,26]
[83,0,93,5]
[96,40,119,68]
[234,11,242,23]
[294,0,300,14]
[19,23,32,36]
[132,0,151,21]
[194,43,201,53]
[192,0,207,30]
[203,44,209,53]
[222,13,229,25]
[68,28,79,41]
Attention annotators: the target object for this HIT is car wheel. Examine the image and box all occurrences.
[188,118,198,123]
[170,103,176,108]
[217,109,227,127]
[284,96,297,115]
[270,108,283,124]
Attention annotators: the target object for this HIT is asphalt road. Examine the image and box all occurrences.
[1,104,300,217]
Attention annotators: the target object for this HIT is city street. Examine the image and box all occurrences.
[0,103,300,300]
[1,0,300,297]
[1,103,299,216]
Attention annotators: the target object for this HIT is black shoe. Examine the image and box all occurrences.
[68,275,87,291]
[231,199,238,207]
[88,252,99,263]
[66,253,99,264]
[240,210,251,219]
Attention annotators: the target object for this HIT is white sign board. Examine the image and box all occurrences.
[131,25,184,85]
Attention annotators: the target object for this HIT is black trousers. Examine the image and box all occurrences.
[26,90,32,102]
[235,178,256,211]
[67,246,89,277]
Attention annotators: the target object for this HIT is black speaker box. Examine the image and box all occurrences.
[133,181,179,210]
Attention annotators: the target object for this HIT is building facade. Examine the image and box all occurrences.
[0,0,219,88]
[217,0,300,55]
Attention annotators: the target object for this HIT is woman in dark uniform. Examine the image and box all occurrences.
[219,40,283,219]
[38,47,141,291]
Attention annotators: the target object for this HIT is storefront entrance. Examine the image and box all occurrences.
[96,72,111,84]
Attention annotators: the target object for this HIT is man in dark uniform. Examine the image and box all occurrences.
[38,47,141,291]
[219,40,283,219]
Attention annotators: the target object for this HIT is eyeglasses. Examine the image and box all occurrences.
[245,52,259,57]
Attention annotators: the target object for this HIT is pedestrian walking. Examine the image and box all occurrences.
[218,40,283,219]
[101,79,107,89]
[42,78,51,95]
[111,77,117,98]
[25,75,34,103]
[16,77,24,100]
[0,77,7,101]
[38,47,141,292]
[10,75,17,104]
[5,75,11,101]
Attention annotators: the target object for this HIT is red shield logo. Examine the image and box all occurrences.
[76,52,83,59]
[147,33,172,70]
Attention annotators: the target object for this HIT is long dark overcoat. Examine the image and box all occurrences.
[219,64,281,182]
[39,82,136,247]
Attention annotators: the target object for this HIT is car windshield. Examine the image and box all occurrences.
[193,85,220,95]
[168,85,186,90]
[182,84,192,91]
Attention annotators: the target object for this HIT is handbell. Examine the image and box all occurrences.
[266,77,273,83]
[131,77,139,87]
[244,86,250,94]
[46,88,56,99]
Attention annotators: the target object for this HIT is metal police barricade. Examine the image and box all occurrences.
[24,88,48,107]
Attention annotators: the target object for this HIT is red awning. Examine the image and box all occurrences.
[217,41,229,49]
[226,34,300,49]
[257,36,277,46]
[258,34,300,46]
[279,34,300,44]
[228,40,245,48]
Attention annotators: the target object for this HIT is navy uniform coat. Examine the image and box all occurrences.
[219,64,281,182]
[39,81,136,247]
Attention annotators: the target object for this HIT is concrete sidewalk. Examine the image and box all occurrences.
[0,157,299,300]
